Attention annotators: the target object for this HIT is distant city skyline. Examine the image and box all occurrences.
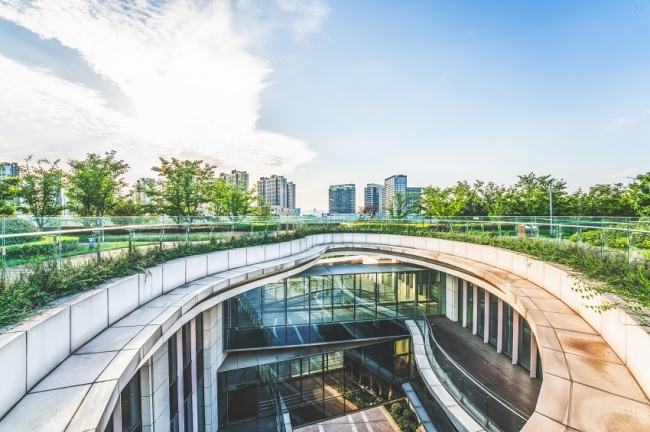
[1,1,649,210]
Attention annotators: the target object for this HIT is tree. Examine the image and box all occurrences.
[66,151,129,221]
[629,173,650,217]
[569,183,635,217]
[384,191,420,218]
[359,205,378,218]
[209,179,259,220]
[18,156,64,228]
[506,173,568,216]
[148,158,216,221]
[0,176,19,216]
[421,182,473,217]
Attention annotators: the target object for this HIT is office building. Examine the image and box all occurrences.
[329,184,356,215]
[220,170,249,191]
[0,162,18,179]
[364,183,383,211]
[383,175,422,216]
[257,175,296,209]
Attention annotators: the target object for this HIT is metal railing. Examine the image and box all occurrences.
[413,307,527,432]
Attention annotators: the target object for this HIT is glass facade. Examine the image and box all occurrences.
[465,282,474,330]
[476,287,485,336]
[224,269,445,350]
[488,294,499,346]
[168,333,179,432]
[502,303,514,357]
[518,318,532,370]
[457,278,464,323]
[218,339,412,429]
[121,370,142,432]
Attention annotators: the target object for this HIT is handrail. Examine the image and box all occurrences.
[413,307,528,431]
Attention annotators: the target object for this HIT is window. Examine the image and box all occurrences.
[502,303,514,357]
[518,318,532,370]
[196,315,205,432]
[489,294,499,346]
[457,279,464,323]
[477,287,485,336]
[465,283,474,330]
[182,323,193,432]
[168,334,179,432]
[121,370,142,432]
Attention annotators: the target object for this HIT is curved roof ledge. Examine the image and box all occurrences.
[0,234,648,432]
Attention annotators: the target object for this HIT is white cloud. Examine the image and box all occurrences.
[0,0,320,179]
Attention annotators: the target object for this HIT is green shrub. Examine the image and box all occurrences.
[2,218,41,245]
[4,236,79,260]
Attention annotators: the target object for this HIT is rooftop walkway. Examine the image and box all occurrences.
[428,316,541,417]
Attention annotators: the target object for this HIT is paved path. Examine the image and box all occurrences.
[296,406,401,432]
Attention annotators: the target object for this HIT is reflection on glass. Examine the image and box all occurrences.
[218,338,411,429]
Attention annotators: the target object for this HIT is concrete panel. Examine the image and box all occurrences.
[207,250,228,275]
[439,239,454,255]
[0,332,26,420]
[139,266,163,306]
[71,289,108,352]
[559,273,582,314]
[264,243,280,261]
[388,235,400,246]
[542,264,563,298]
[66,380,118,432]
[322,233,333,244]
[413,236,427,250]
[342,233,354,244]
[426,237,440,252]
[0,384,89,432]
[480,246,497,266]
[466,243,482,262]
[332,233,344,244]
[511,254,529,279]
[305,236,314,249]
[400,236,414,249]
[278,241,292,258]
[311,234,324,245]
[107,276,140,327]
[351,233,367,244]
[26,306,71,389]
[228,248,246,269]
[496,249,513,273]
[599,300,627,363]
[625,321,650,400]
[453,241,467,259]
[379,234,390,245]
[245,245,265,266]
[185,255,207,283]
[162,260,186,293]
[527,258,545,288]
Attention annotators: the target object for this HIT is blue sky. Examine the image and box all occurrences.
[1,0,649,211]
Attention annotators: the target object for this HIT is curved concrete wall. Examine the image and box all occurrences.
[1,233,649,432]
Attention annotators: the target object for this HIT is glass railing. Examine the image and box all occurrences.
[1,215,649,271]
[413,307,527,432]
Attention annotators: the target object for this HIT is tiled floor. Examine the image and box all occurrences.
[296,406,401,432]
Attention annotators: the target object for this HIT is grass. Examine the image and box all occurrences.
[1,223,649,329]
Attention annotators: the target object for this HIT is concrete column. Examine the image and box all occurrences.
[112,395,121,432]
[472,285,478,335]
[140,358,154,431]
[191,318,199,432]
[177,329,185,432]
[497,299,504,353]
[483,290,490,343]
[445,274,458,321]
[462,281,467,328]
[512,311,520,365]
[530,333,539,378]
[151,343,170,432]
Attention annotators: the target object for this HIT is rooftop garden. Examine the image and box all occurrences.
[1,220,649,330]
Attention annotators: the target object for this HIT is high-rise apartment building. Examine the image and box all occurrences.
[364,183,383,211]
[257,175,296,209]
[382,175,422,216]
[0,162,18,179]
[382,175,407,216]
[329,184,356,215]
[287,182,296,210]
[220,170,249,191]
